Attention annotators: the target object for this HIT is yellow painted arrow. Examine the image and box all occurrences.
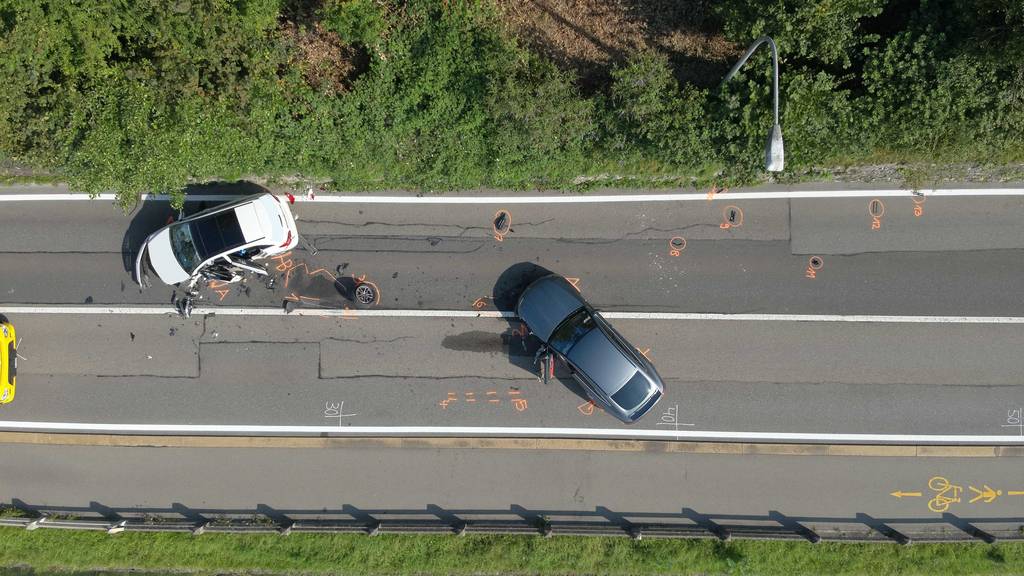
[969,485,1001,504]
[890,490,923,498]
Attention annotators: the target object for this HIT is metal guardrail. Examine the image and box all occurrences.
[2,503,1023,544]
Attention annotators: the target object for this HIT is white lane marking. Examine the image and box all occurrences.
[4,305,1024,324]
[2,188,1024,204]
[0,420,1019,444]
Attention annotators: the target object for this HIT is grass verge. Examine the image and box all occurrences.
[2,527,1024,575]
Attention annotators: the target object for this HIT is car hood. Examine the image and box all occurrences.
[147,228,191,285]
[516,275,585,342]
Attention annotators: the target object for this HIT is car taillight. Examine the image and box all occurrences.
[280,230,293,247]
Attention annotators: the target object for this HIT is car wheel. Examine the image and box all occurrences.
[353,282,377,309]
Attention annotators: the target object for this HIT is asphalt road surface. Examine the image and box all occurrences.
[2,183,1024,534]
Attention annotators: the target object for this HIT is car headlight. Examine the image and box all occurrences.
[1,389,8,401]
[1,325,7,337]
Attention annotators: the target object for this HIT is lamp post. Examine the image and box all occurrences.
[721,36,784,172]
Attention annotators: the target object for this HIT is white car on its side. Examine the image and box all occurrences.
[135,193,299,287]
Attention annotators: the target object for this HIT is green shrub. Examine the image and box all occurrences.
[320,0,389,48]
[607,52,713,168]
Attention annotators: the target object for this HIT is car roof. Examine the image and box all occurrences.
[566,326,638,395]
[188,200,271,260]
[516,275,586,342]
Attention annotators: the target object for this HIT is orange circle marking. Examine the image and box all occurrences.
[722,205,743,228]
[869,199,885,218]
[912,195,926,205]
[808,256,824,270]
[357,279,382,306]
[493,210,512,237]
[669,236,687,252]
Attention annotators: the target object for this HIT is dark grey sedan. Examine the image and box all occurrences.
[516,274,664,423]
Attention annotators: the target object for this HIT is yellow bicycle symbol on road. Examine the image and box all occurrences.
[927,476,963,513]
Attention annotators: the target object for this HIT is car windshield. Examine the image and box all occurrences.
[169,223,201,272]
[548,307,594,355]
[611,371,651,411]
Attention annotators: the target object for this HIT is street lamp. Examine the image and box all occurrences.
[721,36,784,172]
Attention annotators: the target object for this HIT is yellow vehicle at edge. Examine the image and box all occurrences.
[0,320,16,404]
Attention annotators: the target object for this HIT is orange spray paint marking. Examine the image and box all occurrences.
[472,297,490,310]
[208,280,230,302]
[487,390,501,404]
[439,392,458,409]
[511,323,528,338]
[464,392,476,403]
[511,398,528,412]
[805,256,823,279]
[869,199,885,230]
[669,236,686,257]
[341,306,358,319]
[493,209,512,242]
[912,195,925,217]
[719,206,744,229]
[707,184,727,202]
[639,348,652,362]
[354,278,382,307]
[578,400,596,416]
[565,277,581,291]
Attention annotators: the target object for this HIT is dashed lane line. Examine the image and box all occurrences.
[4,305,1024,324]
[2,187,1024,204]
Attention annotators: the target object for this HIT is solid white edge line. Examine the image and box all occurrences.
[4,305,1024,324]
[0,420,1019,444]
[2,188,1024,204]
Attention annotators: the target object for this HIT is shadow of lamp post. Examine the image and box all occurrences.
[721,36,784,172]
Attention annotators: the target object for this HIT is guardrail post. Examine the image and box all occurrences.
[366,521,381,536]
[191,522,209,536]
[278,522,294,536]
[25,515,47,531]
[856,513,911,545]
[107,520,127,535]
[453,522,467,536]
[682,508,730,541]
[628,527,643,541]
[769,511,820,543]
[942,513,996,544]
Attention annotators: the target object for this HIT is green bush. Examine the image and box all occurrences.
[607,52,713,168]
[320,0,389,48]
[714,0,886,68]
[1,0,1023,203]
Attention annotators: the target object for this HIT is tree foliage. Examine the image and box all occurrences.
[0,0,1022,204]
